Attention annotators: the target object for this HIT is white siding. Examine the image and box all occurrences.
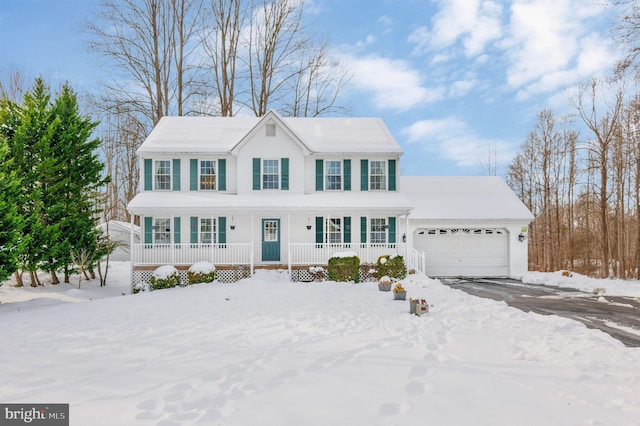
[236,122,305,195]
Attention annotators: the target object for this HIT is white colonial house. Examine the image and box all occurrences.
[127,110,533,284]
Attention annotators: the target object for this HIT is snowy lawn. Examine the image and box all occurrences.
[1,263,639,425]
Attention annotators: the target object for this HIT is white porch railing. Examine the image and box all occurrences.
[133,243,253,266]
[288,243,406,265]
[407,246,426,275]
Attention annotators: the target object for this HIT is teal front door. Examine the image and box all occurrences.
[262,219,280,261]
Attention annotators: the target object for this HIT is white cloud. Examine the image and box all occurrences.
[408,0,503,58]
[343,55,445,111]
[401,117,515,168]
[503,0,616,98]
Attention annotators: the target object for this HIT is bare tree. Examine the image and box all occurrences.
[571,78,626,277]
[86,0,204,125]
[201,0,246,116]
[245,0,307,116]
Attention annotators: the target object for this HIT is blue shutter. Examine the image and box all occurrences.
[315,159,323,191]
[344,216,351,243]
[190,217,198,244]
[315,216,323,244]
[144,217,153,244]
[360,216,367,243]
[174,217,181,244]
[360,159,368,191]
[281,158,289,190]
[253,158,261,190]
[388,217,396,244]
[190,159,198,190]
[344,159,351,191]
[144,159,152,191]
[172,159,180,190]
[218,159,226,191]
[388,159,396,191]
[218,216,226,244]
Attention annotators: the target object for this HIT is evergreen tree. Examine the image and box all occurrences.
[0,78,109,285]
[0,138,22,282]
[49,84,109,282]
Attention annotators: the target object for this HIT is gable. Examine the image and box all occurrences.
[230,111,311,156]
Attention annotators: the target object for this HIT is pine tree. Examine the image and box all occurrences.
[49,84,109,283]
[0,138,22,282]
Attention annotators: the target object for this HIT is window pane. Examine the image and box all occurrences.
[370,218,386,243]
[154,218,171,244]
[370,160,386,190]
[325,161,342,190]
[200,160,216,190]
[155,160,171,190]
[326,218,342,244]
[262,159,279,189]
[200,218,216,244]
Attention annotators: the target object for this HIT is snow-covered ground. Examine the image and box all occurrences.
[1,263,639,425]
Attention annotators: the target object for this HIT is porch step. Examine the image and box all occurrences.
[253,264,289,271]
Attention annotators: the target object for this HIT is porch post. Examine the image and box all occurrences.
[405,214,410,258]
[287,213,291,277]
[171,214,175,265]
[250,214,254,276]
[130,214,135,289]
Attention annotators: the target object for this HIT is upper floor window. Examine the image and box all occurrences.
[262,159,280,190]
[200,218,217,244]
[154,218,171,244]
[325,161,342,190]
[370,160,386,191]
[200,160,216,190]
[155,160,171,190]
[370,218,387,244]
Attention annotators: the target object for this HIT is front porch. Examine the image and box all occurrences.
[131,242,425,284]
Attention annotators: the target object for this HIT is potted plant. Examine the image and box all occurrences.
[378,276,392,291]
[393,283,407,300]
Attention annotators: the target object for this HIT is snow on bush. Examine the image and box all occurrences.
[377,254,406,280]
[187,262,216,285]
[330,251,358,259]
[149,265,181,290]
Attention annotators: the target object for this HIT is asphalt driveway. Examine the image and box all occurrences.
[441,278,640,347]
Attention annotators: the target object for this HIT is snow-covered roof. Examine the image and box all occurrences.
[127,191,413,215]
[137,112,403,155]
[401,176,534,222]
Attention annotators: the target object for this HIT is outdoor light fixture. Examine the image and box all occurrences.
[402,233,406,243]
[230,216,236,230]
[382,224,389,230]
[518,233,526,242]
[306,216,312,230]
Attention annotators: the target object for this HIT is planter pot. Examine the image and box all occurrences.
[378,283,392,291]
[394,291,407,300]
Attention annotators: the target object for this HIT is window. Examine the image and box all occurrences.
[326,218,342,244]
[370,160,386,190]
[155,160,171,190]
[200,160,216,190]
[325,160,342,190]
[154,218,171,244]
[266,123,276,137]
[200,218,217,244]
[262,159,280,189]
[370,218,386,243]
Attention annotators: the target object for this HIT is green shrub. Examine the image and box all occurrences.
[149,265,181,290]
[327,253,360,282]
[187,261,217,284]
[377,254,407,280]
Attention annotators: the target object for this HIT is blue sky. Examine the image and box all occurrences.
[0,0,619,177]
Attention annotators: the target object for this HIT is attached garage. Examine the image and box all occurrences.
[414,228,509,277]
[400,176,534,278]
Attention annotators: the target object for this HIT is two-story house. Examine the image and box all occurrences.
[127,110,533,285]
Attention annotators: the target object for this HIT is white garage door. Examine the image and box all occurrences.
[415,228,509,277]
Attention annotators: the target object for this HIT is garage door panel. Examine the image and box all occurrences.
[415,228,509,277]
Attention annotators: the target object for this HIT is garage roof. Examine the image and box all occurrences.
[401,176,534,222]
